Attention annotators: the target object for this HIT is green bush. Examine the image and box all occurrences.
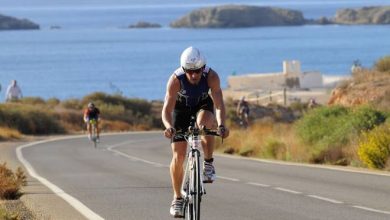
[295,105,387,163]
[375,56,390,72]
[263,138,287,160]
[350,106,386,132]
[358,124,390,169]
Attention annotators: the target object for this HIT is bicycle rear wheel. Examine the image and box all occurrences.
[92,124,97,148]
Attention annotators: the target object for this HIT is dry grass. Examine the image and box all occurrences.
[0,163,27,200]
[216,121,313,162]
[0,127,22,141]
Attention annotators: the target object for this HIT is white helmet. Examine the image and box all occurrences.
[180,46,206,71]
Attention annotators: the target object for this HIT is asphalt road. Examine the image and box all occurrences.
[17,132,390,220]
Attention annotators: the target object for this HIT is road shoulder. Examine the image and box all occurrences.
[0,138,86,220]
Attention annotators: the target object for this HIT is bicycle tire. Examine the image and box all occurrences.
[192,151,201,220]
[92,124,97,148]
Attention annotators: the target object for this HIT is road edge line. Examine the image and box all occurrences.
[16,138,105,220]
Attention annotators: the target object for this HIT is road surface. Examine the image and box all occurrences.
[17,132,390,220]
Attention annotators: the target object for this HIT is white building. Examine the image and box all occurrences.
[227,60,323,91]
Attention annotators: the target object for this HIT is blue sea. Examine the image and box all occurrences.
[0,0,389,101]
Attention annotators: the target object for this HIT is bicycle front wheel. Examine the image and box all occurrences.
[189,151,201,220]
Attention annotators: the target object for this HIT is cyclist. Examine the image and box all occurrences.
[236,96,250,128]
[162,46,229,217]
[83,102,100,142]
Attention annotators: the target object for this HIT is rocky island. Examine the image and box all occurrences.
[170,5,305,28]
[0,14,40,30]
[170,5,390,28]
[128,21,161,28]
[333,6,390,24]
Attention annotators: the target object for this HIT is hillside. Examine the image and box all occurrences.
[328,60,390,111]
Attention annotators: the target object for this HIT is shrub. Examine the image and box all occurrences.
[263,138,287,160]
[0,127,21,140]
[0,104,65,134]
[358,124,390,169]
[295,105,388,164]
[61,99,82,110]
[375,56,390,72]
[0,163,26,200]
[350,106,386,132]
[18,97,46,105]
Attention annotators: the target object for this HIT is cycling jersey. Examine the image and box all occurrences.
[84,107,100,120]
[174,66,211,109]
[172,66,214,142]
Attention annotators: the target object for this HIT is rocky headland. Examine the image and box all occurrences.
[170,5,390,28]
[170,5,305,28]
[0,14,40,30]
[333,6,390,24]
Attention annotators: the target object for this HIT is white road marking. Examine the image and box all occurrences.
[352,206,390,215]
[106,139,168,168]
[307,195,344,204]
[246,182,270,187]
[217,176,240,182]
[16,139,105,220]
[274,187,302,194]
[217,154,390,177]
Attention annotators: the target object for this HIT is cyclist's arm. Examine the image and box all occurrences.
[162,74,180,129]
[83,109,89,122]
[208,69,226,127]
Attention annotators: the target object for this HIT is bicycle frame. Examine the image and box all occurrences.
[177,126,219,220]
[181,133,204,220]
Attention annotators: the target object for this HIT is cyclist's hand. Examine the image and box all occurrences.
[217,125,229,138]
[164,127,176,139]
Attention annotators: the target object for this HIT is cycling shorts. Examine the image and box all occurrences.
[172,96,214,143]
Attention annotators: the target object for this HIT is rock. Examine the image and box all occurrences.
[170,5,305,28]
[328,69,390,109]
[0,14,40,30]
[333,6,390,24]
[128,21,161,28]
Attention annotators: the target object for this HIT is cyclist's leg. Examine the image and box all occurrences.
[86,121,92,135]
[95,118,100,138]
[197,110,215,160]
[170,141,187,199]
[171,109,191,199]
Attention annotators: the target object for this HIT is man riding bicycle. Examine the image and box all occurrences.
[83,102,100,142]
[162,46,230,218]
[236,96,250,128]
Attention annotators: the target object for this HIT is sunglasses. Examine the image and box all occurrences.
[183,68,203,75]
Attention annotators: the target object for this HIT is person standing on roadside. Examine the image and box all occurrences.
[5,80,23,102]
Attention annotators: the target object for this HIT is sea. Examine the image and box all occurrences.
[0,0,389,101]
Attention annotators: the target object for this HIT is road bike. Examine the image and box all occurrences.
[176,119,221,220]
[89,118,98,148]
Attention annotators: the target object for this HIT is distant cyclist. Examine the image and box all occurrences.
[236,96,250,128]
[83,102,100,142]
[162,46,229,217]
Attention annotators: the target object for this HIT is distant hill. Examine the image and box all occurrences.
[170,5,305,28]
[333,6,390,24]
[0,14,40,30]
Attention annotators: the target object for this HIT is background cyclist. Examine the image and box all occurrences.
[83,102,101,142]
[236,96,250,128]
[162,46,229,218]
